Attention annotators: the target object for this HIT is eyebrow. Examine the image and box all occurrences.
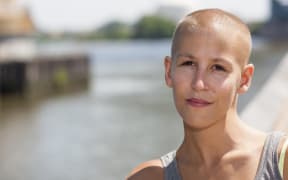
[212,58,233,67]
[174,53,196,60]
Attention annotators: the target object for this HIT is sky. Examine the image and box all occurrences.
[21,0,272,32]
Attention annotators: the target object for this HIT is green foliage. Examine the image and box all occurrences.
[92,21,132,39]
[37,15,177,40]
[133,15,176,39]
[53,67,69,89]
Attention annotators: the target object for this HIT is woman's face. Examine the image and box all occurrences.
[164,28,250,130]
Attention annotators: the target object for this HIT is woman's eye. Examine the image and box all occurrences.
[181,61,194,66]
[212,64,226,71]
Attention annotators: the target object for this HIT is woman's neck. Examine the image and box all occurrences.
[177,110,265,169]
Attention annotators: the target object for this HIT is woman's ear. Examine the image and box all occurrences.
[237,63,254,94]
[164,56,173,88]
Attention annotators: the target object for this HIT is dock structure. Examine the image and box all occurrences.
[0,0,90,98]
[241,53,288,132]
[0,53,90,97]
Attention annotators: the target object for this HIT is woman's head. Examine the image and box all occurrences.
[172,8,252,67]
[164,9,254,130]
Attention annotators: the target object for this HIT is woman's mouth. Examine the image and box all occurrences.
[186,98,212,107]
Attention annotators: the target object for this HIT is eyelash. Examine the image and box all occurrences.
[181,61,195,66]
[212,64,226,72]
[180,61,226,72]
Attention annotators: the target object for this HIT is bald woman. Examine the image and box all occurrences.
[127,9,288,180]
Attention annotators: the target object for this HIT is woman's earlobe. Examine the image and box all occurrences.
[164,56,173,88]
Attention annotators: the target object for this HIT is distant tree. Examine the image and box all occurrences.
[133,15,176,39]
[94,21,132,39]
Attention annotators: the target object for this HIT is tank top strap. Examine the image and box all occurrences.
[160,151,182,180]
[160,132,285,180]
[254,131,285,180]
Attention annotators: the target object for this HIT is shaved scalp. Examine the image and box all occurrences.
[171,9,252,66]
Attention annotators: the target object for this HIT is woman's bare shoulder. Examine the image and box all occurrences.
[126,159,164,180]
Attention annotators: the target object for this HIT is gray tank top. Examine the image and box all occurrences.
[160,132,284,180]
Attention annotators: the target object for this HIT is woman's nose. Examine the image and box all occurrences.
[191,70,206,91]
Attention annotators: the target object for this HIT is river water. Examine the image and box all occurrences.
[0,39,287,180]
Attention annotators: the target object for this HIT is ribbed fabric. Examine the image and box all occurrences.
[160,132,285,180]
[254,132,284,180]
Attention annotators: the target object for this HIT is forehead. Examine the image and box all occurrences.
[176,28,237,57]
[179,13,242,33]
[172,20,251,68]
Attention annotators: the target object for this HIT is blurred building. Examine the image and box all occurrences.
[271,0,288,21]
[0,0,34,38]
[259,0,288,39]
[155,1,194,22]
[0,0,35,60]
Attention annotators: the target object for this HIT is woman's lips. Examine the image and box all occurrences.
[186,98,212,107]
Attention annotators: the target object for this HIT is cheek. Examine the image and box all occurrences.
[220,82,235,97]
[216,78,239,106]
[207,72,231,85]
[170,70,192,113]
[209,71,240,92]
[171,69,192,88]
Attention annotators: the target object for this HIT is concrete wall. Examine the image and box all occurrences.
[0,53,90,97]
